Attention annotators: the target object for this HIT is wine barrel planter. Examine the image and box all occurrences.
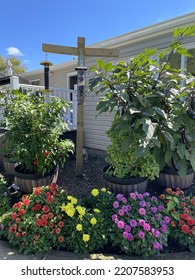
[156,167,194,189]
[14,165,59,194]
[103,165,148,196]
[3,156,17,176]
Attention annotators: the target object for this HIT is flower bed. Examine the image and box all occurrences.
[0,182,195,258]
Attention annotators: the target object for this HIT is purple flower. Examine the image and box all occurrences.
[138,230,145,239]
[137,194,143,200]
[117,220,125,229]
[138,208,146,215]
[125,225,131,232]
[116,194,124,201]
[113,201,119,209]
[112,214,117,221]
[153,241,161,251]
[158,205,165,212]
[118,209,124,216]
[123,231,129,239]
[143,192,150,197]
[126,205,132,211]
[151,228,160,237]
[160,224,167,233]
[151,196,157,202]
[130,219,137,227]
[145,202,150,208]
[139,200,146,207]
[122,205,128,212]
[143,223,150,231]
[122,197,127,203]
[155,213,161,220]
[3,192,7,197]
[127,233,134,241]
[164,216,170,224]
[151,206,157,214]
[130,192,136,200]
[139,219,145,226]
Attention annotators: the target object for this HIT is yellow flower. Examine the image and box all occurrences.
[90,217,97,225]
[64,203,75,217]
[76,206,86,216]
[76,224,83,231]
[94,208,100,213]
[83,234,90,242]
[60,204,66,212]
[71,197,78,205]
[101,188,106,192]
[67,195,73,201]
[91,189,99,197]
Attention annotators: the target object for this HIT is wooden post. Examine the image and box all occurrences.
[42,38,119,176]
[75,37,87,176]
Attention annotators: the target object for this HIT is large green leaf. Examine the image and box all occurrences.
[177,143,185,159]
[153,107,167,119]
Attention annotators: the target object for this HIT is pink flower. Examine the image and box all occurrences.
[130,193,136,199]
[138,231,145,239]
[117,220,125,229]
[143,223,150,231]
[138,208,146,215]
[130,219,137,227]
[113,201,119,209]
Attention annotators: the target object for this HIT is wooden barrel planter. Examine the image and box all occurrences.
[3,156,17,176]
[14,165,59,194]
[103,165,148,196]
[156,167,194,189]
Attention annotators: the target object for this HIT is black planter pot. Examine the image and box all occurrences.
[14,164,59,194]
[156,167,194,189]
[103,165,148,196]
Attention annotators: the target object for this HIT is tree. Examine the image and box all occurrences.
[0,55,26,74]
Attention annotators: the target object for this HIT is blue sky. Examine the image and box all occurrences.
[0,0,195,71]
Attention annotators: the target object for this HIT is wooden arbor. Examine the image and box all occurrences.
[42,37,119,176]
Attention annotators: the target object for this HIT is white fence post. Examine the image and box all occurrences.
[10,76,19,89]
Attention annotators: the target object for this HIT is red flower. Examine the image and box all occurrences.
[179,220,185,227]
[42,214,48,221]
[58,236,64,243]
[48,212,54,219]
[19,209,25,216]
[47,196,54,203]
[36,219,42,227]
[15,232,21,238]
[42,206,50,213]
[23,198,30,205]
[187,219,194,226]
[41,220,47,227]
[16,218,21,224]
[9,226,14,233]
[49,222,54,228]
[34,187,41,195]
[35,204,42,211]
[43,150,49,156]
[181,224,190,233]
[12,212,17,220]
[33,160,38,165]
[181,202,186,207]
[182,213,190,220]
[50,183,57,192]
[170,221,176,227]
[22,232,27,237]
[58,221,64,228]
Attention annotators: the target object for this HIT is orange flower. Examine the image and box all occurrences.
[58,236,64,243]
[55,228,61,234]
[159,194,165,200]
[165,188,172,194]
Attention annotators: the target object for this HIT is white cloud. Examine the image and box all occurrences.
[6,47,24,56]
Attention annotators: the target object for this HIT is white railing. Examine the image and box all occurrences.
[0,77,77,130]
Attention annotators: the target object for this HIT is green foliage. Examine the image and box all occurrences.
[0,177,11,216]
[0,55,26,74]
[1,91,74,175]
[89,26,195,178]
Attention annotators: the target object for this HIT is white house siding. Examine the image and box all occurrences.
[21,13,195,152]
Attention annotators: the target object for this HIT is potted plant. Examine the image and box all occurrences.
[3,91,74,193]
[89,26,195,190]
